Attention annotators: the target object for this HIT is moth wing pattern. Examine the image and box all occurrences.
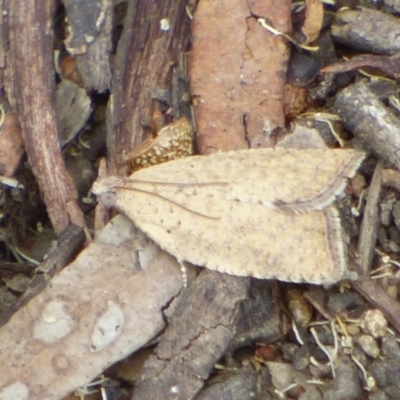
[110,183,347,284]
[128,148,365,212]
[93,148,365,284]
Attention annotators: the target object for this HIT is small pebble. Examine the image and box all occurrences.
[285,287,313,328]
[292,344,311,371]
[380,194,395,227]
[368,388,390,400]
[358,334,380,358]
[360,309,388,338]
[280,343,299,362]
[388,225,400,245]
[324,356,362,400]
[326,291,362,314]
[392,201,400,229]
[370,360,400,389]
[381,335,400,360]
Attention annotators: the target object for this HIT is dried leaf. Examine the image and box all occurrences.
[122,118,194,173]
[321,53,400,80]
[93,148,365,285]
[302,0,323,44]
[0,107,25,177]
[56,80,92,146]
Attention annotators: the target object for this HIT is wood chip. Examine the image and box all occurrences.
[93,148,365,285]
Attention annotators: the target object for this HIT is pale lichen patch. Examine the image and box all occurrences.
[33,300,74,343]
[90,300,124,352]
[0,381,29,400]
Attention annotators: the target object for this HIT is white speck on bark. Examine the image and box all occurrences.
[33,300,74,343]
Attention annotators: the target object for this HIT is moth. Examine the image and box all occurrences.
[92,148,365,285]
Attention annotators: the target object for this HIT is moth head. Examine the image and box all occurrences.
[99,191,117,208]
[91,177,123,208]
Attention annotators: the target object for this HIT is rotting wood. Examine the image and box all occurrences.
[4,0,86,234]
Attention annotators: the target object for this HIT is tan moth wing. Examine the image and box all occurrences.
[120,148,365,212]
[93,148,365,284]
[95,181,346,284]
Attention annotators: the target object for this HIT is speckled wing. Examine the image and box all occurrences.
[120,148,365,212]
[102,183,347,284]
[92,148,364,284]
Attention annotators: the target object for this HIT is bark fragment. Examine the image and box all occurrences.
[64,0,113,91]
[0,215,182,400]
[5,1,86,234]
[107,0,193,175]
[331,7,400,55]
[190,0,292,153]
[131,270,250,400]
[334,81,400,170]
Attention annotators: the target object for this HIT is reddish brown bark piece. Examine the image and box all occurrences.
[5,1,86,234]
[190,0,291,153]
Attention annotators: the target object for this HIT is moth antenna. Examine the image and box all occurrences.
[114,185,221,220]
[122,178,229,188]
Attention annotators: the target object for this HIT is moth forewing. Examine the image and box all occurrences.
[109,186,346,284]
[126,148,365,212]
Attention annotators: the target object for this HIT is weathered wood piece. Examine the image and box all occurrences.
[357,160,382,274]
[64,0,113,91]
[0,215,182,400]
[331,7,400,55]
[335,81,400,170]
[131,270,250,400]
